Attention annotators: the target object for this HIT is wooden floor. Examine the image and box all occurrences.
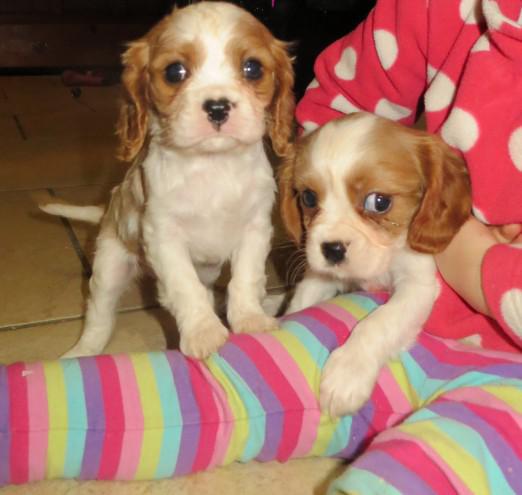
[0,75,342,495]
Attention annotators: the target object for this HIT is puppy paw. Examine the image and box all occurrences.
[230,312,280,334]
[180,317,229,359]
[319,345,379,417]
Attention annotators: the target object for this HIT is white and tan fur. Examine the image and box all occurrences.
[41,2,294,359]
[279,113,470,416]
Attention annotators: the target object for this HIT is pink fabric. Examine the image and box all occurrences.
[296,0,522,351]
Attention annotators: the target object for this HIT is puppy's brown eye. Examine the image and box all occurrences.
[364,193,392,214]
[165,62,188,83]
[242,58,263,81]
[300,189,318,209]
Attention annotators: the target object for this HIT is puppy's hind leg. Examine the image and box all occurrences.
[61,232,138,358]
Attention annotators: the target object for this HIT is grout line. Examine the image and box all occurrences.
[47,187,93,279]
[12,114,27,140]
[0,304,161,333]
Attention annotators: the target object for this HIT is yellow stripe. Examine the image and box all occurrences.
[389,359,420,406]
[484,384,522,414]
[271,330,339,456]
[399,421,488,494]
[206,356,249,465]
[331,297,372,321]
[43,360,67,478]
[132,354,163,479]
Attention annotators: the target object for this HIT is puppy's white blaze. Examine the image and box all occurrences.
[309,113,378,181]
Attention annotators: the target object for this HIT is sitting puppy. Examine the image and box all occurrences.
[42,2,294,359]
[279,113,471,416]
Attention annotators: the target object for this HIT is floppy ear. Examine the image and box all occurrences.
[408,136,472,254]
[116,40,150,162]
[278,149,302,244]
[267,40,295,159]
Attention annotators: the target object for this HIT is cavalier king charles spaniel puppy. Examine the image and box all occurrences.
[42,1,294,359]
[279,113,471,416]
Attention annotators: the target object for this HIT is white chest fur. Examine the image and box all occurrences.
[143,142,276,265]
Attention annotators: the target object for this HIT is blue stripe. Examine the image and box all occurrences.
[61,359,87,478]
[147,353,182,479]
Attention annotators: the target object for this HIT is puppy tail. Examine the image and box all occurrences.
[40,203,105,224]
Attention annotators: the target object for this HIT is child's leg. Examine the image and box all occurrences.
[329,334,522,494]
[1,292,399,484]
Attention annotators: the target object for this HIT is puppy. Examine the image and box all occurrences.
[42,2,295,359]
[279,113,471,415]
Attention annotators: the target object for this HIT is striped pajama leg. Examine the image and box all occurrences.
[1,291,521,493]
[330,334,522,494]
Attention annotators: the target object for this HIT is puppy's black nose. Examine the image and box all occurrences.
[202,98,231,127]
[321,241,346,265]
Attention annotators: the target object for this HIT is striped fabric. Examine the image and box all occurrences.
[1,292,521,494]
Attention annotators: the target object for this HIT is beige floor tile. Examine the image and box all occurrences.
[0,307,172,364]
[0,190,90,328]
[0,134,126,191]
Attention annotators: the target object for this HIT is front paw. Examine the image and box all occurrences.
[230,312,279,334]
[319,345,379,417]
[180,317,229,359]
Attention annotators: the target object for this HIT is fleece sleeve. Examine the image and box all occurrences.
[295,0,429,132]
[482,244,522,348]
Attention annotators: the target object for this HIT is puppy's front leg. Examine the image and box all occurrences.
[320,255,438,416]
[286,271,342,314]
[143,222,228,359]
[227,217,279,334]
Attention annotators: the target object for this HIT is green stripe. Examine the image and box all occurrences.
[147,353,182,478]
[62,359,87,478]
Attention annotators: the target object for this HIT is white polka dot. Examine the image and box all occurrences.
[471,34,491,52]
[484,0,521,30]
[306,78,319,90]
[472,206,490,224]
[331,94,360,114]
[459,333,483,347]
[500,289,522,336]
[508,127,522,171]
[425,71,457,112]
[441,108,480,152]
[460,0,482,24]
[375,99,412,121]
[334,47,357,80]
[427,64,438,83]
[302,121,319,134]
[374,30,398,70]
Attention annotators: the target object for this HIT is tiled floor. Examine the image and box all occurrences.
[0,76,341,494]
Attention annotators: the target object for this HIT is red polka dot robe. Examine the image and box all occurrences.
[296,0,522,351]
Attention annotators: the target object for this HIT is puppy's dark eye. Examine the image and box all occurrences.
[300,189,318,209]
[242,58,263,80]
[364,193,392,214]
[165,62,188,83]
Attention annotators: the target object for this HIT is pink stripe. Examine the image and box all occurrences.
[97,356,124,480]
[198,363,234,469]
[376,367,412,421]
[112,355,143,480]
[25,362,48,482]
[368,438,457,493]
[8,362,29,484]
[374,429,474,495]
[442,387,522,431]
[253,333,320,457]
[444,338,522,363]
[319,301,358,331]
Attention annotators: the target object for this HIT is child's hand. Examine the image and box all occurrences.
[435,217,495,315]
